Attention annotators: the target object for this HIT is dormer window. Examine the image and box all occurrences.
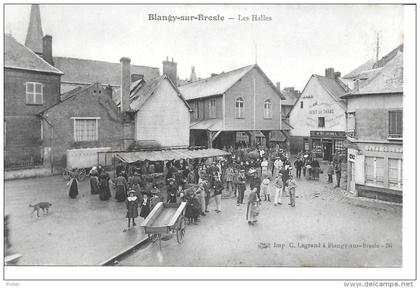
[26,82,43,105]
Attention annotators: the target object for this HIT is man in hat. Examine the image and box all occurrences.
[249,169,262,202]
[237,169,247,205]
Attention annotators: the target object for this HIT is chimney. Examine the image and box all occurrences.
[325,67,335,79]
[131,74,143,82]
[42,35,53,66]
[120,57,131,112]
[334,71,341,79]
[211,73,218,77]
[276,82,281,91]
[162,57,177,86]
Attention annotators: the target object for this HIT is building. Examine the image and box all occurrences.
[280,85,300,118]
[178,64,286,149]
[39,57,192,170]
[288,68,349,160]
[4,34,63,168]
[341,47,403,203]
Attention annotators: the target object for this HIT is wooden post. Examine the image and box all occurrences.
[207,130,213,148]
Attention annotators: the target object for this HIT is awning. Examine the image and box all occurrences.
[190,119,222,131]
[115,148,230,163]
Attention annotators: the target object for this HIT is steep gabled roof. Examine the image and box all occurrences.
[343,59,376,79]
[315,75,349,103]
[53,56,159,86]
[129,75,191,112]
[178,64,285,101]
[342,51,403,97]
[4,34,63,75]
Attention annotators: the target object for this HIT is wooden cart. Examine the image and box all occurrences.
[140,202,187,249]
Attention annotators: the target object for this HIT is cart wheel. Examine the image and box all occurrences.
[62,169,70,181]
[176,215,186,244]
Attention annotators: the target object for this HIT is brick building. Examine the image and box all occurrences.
[4,34,62,168]
[341,47,403,203]
[288,68,349,160]
[179,64,286,149]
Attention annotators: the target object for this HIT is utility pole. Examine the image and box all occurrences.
[376,33,380,64]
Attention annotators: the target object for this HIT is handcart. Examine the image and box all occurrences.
[140,202,187,249]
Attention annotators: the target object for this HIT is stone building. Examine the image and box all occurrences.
[288,68,349,160]
[341,47,403,203]
[179,64,286,149]
[4,34,62,168]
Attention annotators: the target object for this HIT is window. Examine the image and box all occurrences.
[26,82,43,105]
[318,117,325,128]
[193,102,200,119]
[388,158,403,190]
[73,118,99,142]
[300,101,303,108]
[365,157,384,186]
[209,99,216,118]
[389,110,402,138]
[334,140,344,154]
[264,100,272,119]
[235,97,244,118]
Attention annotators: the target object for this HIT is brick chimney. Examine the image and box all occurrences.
[120,57,131,112]
[131,74,143,82]
[325,67,335,79]
[334,71,341,79]
[276,82,281,91]
[42,35,53,66]
[163,57,177,86]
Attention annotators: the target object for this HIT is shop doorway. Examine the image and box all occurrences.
[323,141,333,161]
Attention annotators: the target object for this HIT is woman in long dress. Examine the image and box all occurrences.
[99,172,111,201]
[115,174,127,202]
[68,170,78,199]
[246,188,260,225]
[89,168,99,195]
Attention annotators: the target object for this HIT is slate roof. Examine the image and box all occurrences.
[129,75,191,112]
[281,87,300,106]
[314,75,349,102]
[53,56,160,86]
[178,64,285,101]
[4,34,63,75]
[343,59,376,79]
[343,51,403,97]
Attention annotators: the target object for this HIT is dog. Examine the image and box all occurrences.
[29,202,52,217]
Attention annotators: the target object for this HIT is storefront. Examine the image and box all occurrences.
[310,131,346,161]
[346,142,403,203]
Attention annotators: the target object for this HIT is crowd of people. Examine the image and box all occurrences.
[66,144,344,230]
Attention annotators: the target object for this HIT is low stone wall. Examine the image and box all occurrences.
[5,166,52,180]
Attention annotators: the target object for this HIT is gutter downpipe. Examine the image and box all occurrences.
[40,114,54,175]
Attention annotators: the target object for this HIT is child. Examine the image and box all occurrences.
[125,190,139,232]
[287,176,297,207]
[273,174,283,206]
[261,176,271,202]
[139,194,151,219]
[327,161,334,183]
[167,179,177,203]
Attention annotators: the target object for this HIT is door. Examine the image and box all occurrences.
[323,142,333,161]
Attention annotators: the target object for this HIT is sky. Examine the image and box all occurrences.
[4,4,404,91]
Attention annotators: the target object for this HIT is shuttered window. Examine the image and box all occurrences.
[389,110,402,138]
[388,158,403,190]
[365,157,384,187]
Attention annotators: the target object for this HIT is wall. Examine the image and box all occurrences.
[347,93,403,141]
[42,83,126,168]
[135,79,190,147]
[289,76,346,137]
[189,96,223,122]
[4,69,61,167]
[224,67,281,131]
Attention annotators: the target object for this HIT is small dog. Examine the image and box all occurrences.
[29,202,52,217]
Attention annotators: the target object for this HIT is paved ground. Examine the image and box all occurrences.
[119,167,402,267]
[5,175,147,265]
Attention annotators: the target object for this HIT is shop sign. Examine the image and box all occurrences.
[310,131,346,138]
[364,145,403,153]
[348,148,357,161]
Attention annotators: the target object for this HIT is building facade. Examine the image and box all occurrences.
[289,68,349,160]
[180,64,285,149]
[4,34,62,168]
[342,49,403,203]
